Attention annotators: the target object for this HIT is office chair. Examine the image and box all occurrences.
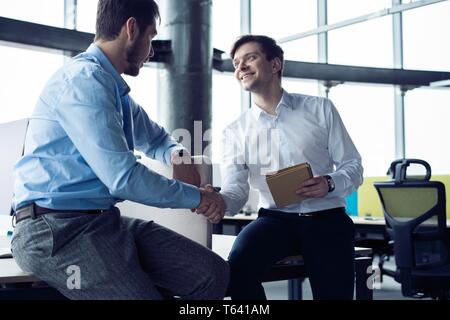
[374,159,450,299]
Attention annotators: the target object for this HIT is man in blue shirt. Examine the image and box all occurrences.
[11,0,228,300]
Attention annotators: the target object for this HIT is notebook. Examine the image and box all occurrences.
[265,162,313,208]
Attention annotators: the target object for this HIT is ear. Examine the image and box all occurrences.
[124,17,140,42]
[272,57,282,75]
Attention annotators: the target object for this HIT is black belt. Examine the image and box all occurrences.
[14,203,104,224]
[258,207,346,219]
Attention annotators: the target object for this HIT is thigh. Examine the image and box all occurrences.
[228,216,300,273]
[127,217,228,298]
[301,210,355,299]
[12,211,164,300]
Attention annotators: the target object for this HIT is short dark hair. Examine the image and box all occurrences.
[95,0,160,41]
[230,35,284,77]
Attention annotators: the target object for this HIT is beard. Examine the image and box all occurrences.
[125,42,145,76]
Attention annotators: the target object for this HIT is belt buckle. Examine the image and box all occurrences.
[30,203,37,219]
[298,212,313,217]
[11,214,16,228]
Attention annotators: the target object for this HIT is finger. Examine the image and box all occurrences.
[301,188,327,198]
[301,178,317,187]
[208,214,221,224]
[296,186,316,194]
[301,178,319,187]
[209,208,225,223]
[196,204,210,215]
[203,202,217,217]
[213,212,225,224]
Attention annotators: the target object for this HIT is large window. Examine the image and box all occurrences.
[405,88,450,175]
[0,0,64,28]
[327,0,392,24]
[123,67,159,121]
[328,84,395,177]
[327,0,393,68]
[0,45,64,124]
[403,0,450,72]
[282,78,320,97]
[76,0,99,33]
[212,0,241,54]
[328,16,393,68]
[211,72,242,165]
[252,0,317,62]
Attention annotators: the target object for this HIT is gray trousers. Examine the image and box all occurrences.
[11,208,229,300]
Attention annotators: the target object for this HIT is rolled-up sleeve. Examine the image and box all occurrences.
[326,99,364,197]
[130,98,185,165]
[220,127,250,215]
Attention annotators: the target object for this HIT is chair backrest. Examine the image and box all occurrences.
[374,159,449,297]
[117,156,212,249]
[0,119,29,216]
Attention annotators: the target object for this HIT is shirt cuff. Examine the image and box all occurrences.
[165,146,187,165]
[221,192,240,216]
[180,182,201,209]
[327,173,343,197]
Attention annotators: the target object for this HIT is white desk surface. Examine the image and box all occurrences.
[0,258,38,284]
[0,236,37,284]
[224,213,450,227]
[224,213,258,221]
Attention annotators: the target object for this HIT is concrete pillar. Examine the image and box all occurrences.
[158,0,212,156]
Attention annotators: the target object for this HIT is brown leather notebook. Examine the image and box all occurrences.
[265,162,313,208]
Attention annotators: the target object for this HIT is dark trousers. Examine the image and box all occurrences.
[228,207,355,300]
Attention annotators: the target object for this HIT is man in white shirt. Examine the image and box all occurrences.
[219,35,363,300]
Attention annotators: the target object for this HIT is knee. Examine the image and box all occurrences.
[205,255,230,299]
[228,246,259,272]
[212,255,230,285]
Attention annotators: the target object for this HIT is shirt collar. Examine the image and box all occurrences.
[250,89,293,121]
[85,43,130,96]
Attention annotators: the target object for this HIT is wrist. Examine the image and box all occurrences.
[324,175,335,193]
[171,149,191,165]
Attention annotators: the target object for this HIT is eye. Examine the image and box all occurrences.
[233,61,239,69]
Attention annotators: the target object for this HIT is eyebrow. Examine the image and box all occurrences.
[233,51,259,64]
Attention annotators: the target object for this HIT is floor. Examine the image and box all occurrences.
[263,256,417,300]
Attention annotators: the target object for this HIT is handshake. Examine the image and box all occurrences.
[193,184,226,224]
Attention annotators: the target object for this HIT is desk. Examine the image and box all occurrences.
[214,213,389,236]
[0,258,38,284]
[0,236,38,285]
[212,234,373,300]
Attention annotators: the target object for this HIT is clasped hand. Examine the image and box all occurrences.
[195,184,226,224]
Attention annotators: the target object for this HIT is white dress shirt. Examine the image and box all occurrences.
[220,90,363,215]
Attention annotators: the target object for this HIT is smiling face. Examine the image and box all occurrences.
[232,41,281,93]
[124,19,158,76]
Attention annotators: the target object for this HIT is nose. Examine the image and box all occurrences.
[147,46,155,61]
[236,61,248,72]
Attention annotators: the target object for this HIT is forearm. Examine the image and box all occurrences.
[328,158,363,198]
[109,160,201,209]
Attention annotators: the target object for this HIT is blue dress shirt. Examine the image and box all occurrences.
[12,43,200,211]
